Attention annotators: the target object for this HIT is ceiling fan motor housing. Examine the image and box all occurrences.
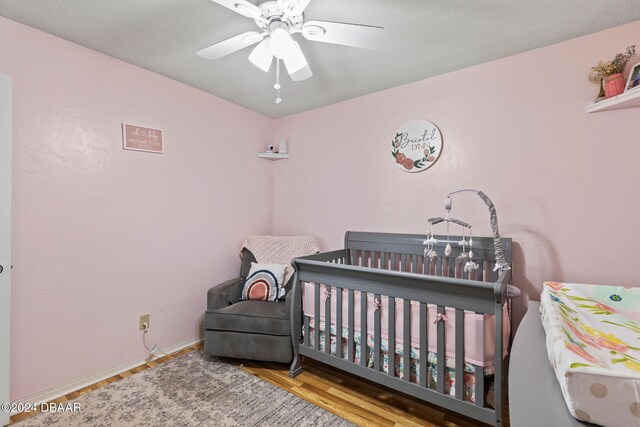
[254,1,304,30]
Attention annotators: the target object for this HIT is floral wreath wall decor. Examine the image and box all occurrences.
[391,120,443,172]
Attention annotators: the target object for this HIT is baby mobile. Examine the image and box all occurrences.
[423,189,511,276]
[425,212,478,275]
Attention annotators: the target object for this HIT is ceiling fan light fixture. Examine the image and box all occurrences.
[248,39,273,72]
[282,41,306,72]
[270,28,296,59]
[289,64,312,81]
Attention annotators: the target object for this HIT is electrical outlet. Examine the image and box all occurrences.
[139,314,150,330]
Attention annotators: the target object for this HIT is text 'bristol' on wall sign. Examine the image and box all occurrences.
[391,120,442,173]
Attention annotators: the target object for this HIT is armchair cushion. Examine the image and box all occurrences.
[205,300,290,336]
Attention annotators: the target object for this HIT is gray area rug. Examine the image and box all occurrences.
[17,351,353,426]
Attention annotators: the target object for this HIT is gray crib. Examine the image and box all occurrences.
[289,231,513,426]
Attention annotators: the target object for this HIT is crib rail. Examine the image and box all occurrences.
[345,231,511,282]
[296,254,506,312]
[289,231,513,427]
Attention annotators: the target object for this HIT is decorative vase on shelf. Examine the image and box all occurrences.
[594,79,606,103]
[277,139,288,154]
[605,73,625,98]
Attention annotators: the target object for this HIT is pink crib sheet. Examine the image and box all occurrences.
[303,282,509,367]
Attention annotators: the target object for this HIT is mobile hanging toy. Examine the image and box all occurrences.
[424,189,511,273]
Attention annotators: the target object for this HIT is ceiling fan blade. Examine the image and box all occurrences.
[248,40,274,72]
[278,0,312,16]
[283,42,312,81]
[297,0,312,14]
[197,31,263,60]
[301,20,384,49]
[210,0,262,18]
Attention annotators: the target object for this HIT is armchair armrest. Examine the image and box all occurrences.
[284,288,293,315]
[207,277,245,310]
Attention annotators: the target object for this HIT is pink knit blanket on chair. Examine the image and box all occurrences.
[241,235,320,283]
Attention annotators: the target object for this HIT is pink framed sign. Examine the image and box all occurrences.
[122,123,164,154]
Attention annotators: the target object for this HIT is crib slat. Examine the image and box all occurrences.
[423,255,429,275]
[382,252,388,270]
[436,305,445,393]
[455,259,462,279]
[403,299,411,382]
[325,285,331,354]
[476,318,485,406]
[494,297,504,425]
[455,309,464,400]
[360,291,367,367]
[370,251,375,268]
[348,289,355,362]
[483,260,491,282]
[336,287,343,359]
[412,254,418,273]
[374,293,381,371]
[391,253,397,272]
[303,315,310,347]
[401,253,407,272]
[388,296,396,377]
[419,302,428,388]
[314,284,320,351]
[475,365,484,407]
[429,257,437,276]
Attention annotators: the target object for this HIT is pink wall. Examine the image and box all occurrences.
[0,17,274,400]
[271,20,640,325]
[2,12,639,402]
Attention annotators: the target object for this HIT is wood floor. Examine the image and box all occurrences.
[11,342,508,426]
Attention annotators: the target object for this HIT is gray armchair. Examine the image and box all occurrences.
[204,249,294,363]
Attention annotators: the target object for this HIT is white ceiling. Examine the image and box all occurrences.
[1,0,639,118]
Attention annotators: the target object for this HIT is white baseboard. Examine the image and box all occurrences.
[13,337,202,409]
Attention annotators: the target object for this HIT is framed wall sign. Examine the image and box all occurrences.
[122,123,164,154]
[391,120,442,172]
[625,61,640,92]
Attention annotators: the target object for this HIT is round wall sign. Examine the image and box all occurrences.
[390,120,443,173]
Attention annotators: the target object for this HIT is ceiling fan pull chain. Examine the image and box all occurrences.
[275,59,282,104]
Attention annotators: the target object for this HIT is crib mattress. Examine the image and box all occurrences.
[540,282,640,427]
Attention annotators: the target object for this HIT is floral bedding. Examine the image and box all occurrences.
[306,321,496,407]
[540,282,640,427]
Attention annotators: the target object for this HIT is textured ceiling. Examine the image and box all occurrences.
[1,0,639,118]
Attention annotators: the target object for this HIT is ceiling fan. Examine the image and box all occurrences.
[197,0,384,102]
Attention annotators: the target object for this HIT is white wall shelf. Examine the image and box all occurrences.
[585,88,640,113]
[257,152,290,160]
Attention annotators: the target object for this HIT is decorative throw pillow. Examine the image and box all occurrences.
[241,263,287,302]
